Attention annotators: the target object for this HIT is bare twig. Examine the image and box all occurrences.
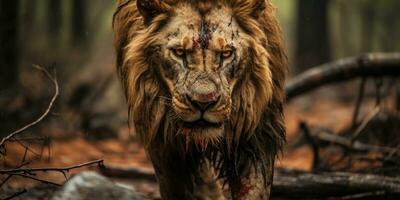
[12,139,41,158]
[299,122,320,170]
[0,175,13,187]
[350,106,381,143]
[2,189,27,200]
[396,80,400,111]
[7,137,47,142]
[0,159,104,175]
[0,65,59,153]
[384,144,400,164]
[374,77,383,106]
[11,173,62,187]
[21,147,28,166]
[351,77,366,128]
[0,159,103,189]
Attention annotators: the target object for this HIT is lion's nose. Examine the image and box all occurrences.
[187,80,220,111]
[187,93,219,111]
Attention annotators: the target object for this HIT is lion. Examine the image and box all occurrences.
[113,0,287,199]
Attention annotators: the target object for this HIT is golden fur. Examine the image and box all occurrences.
[113,0,287,199]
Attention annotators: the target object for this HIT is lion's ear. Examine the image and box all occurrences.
[232,0,267,18]
[252,0,266,18]
[136,0,166,23]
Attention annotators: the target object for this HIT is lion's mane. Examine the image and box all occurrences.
[113,0,287,186]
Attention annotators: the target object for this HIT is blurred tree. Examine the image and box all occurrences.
[330,0,400,59]
[375,0,400,51]
[0,0,19,89]
[71,0,86,44]
[296,0,330,73]
[47,0,62,38]
[397,84,400,111]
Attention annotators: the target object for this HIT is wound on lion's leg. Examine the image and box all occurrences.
[231,164,273,200]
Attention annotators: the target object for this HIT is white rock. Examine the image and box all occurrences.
[51,171,145,200]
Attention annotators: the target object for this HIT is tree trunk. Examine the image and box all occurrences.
[295,0,330,73]
[47,0,62,37]
[71,0,86,44]
[359,1,375,52]
[0,0,19,90]
[397,82,400,111]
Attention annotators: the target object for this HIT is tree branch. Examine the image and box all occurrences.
[313,130,399,155]
[0,65,59,152]
[0,159,104,188]
[286,53,400,101]
[299,122,320,170]
[0,159,104,175]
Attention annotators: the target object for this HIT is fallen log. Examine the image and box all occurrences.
[272,171,400,199]
[286,53,400,101]
[100,165,400,199]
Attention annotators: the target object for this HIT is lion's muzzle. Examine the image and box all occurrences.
[184,76,225,127]
[172,72,230,130]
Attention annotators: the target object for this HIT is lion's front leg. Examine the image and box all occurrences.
[229,161,275,200]
[193,159,227,200]
[149,146,228,200]
[148,147,197,199]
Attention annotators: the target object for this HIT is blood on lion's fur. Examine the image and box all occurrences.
[113,0,287,199]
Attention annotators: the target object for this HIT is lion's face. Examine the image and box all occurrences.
[153,4,267,142]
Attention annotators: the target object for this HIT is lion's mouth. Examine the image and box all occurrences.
[183,119,223,129]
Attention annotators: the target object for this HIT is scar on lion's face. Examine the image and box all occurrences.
[160,5,245,75]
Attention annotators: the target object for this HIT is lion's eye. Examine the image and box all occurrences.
[222,50,233,58]
[172,48,185,57]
